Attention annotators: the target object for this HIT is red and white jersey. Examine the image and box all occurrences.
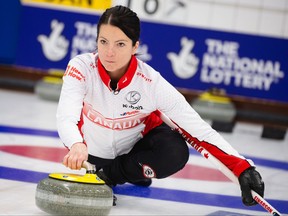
[57,53,253,177]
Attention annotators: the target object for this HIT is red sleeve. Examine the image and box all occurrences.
[180,127,252,177]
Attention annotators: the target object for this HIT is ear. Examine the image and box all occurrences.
[132,41,139,55]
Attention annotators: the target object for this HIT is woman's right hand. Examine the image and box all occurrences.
[63,142,88,170]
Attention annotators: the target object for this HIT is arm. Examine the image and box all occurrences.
[154,76,250,175]
[56,58,88,169]
[157,111,281,215]
[153,75,264,206]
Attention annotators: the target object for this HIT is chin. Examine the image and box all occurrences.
[104,65,116,72]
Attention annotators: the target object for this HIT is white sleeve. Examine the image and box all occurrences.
[153,75,253,176]
[56,58,87,149]
[154,75,243,157]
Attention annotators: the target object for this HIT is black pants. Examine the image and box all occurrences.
[88,123,189,185]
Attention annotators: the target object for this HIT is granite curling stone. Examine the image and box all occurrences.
[191,88,236,122]
[34,76,63,101]
[35,162,113,215]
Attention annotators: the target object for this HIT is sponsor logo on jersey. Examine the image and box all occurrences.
[122,104,143,110]
[125,91,141,105]
[64,65,85,81]
[120,110,140,116]
[136,72,152,82]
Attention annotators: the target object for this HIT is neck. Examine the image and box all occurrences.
[106,68,125,81]
[97,56,137,92]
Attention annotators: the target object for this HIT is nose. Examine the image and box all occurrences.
[106,45,115,57]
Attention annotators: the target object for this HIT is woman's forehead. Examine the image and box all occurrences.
[98,24,130,41]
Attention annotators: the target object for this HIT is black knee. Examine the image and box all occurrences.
[168,138,189,170]
[156,135,189,178]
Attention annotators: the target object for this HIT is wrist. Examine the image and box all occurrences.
[71,142,87,149]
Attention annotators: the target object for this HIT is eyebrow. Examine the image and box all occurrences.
[99,36,129,43]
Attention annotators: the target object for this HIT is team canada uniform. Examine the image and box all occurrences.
[56,52,253,178]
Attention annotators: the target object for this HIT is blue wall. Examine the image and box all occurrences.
[0,0,21,64]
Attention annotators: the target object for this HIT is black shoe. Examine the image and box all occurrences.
[112,195,117,206]
[130,179,152,187]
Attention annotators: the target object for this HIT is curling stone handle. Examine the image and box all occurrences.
[82,161,96,174]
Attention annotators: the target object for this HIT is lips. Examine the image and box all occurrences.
[105,60,115,64]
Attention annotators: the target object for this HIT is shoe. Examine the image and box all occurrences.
[130,179,152,187]
[112,195,117,206]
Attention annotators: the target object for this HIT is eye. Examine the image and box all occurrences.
[99,39,107,45]
[117,42,125,47]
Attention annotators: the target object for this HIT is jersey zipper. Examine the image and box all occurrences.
[111,82,120,157]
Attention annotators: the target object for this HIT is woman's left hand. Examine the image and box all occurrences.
[238,167,265,206]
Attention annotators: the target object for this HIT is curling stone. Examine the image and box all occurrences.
[34,76,63,101]
[191,88,236,122]
[35,69,65,101]
[35,161,113,215]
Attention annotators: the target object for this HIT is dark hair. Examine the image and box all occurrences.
[96,5,140,46]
